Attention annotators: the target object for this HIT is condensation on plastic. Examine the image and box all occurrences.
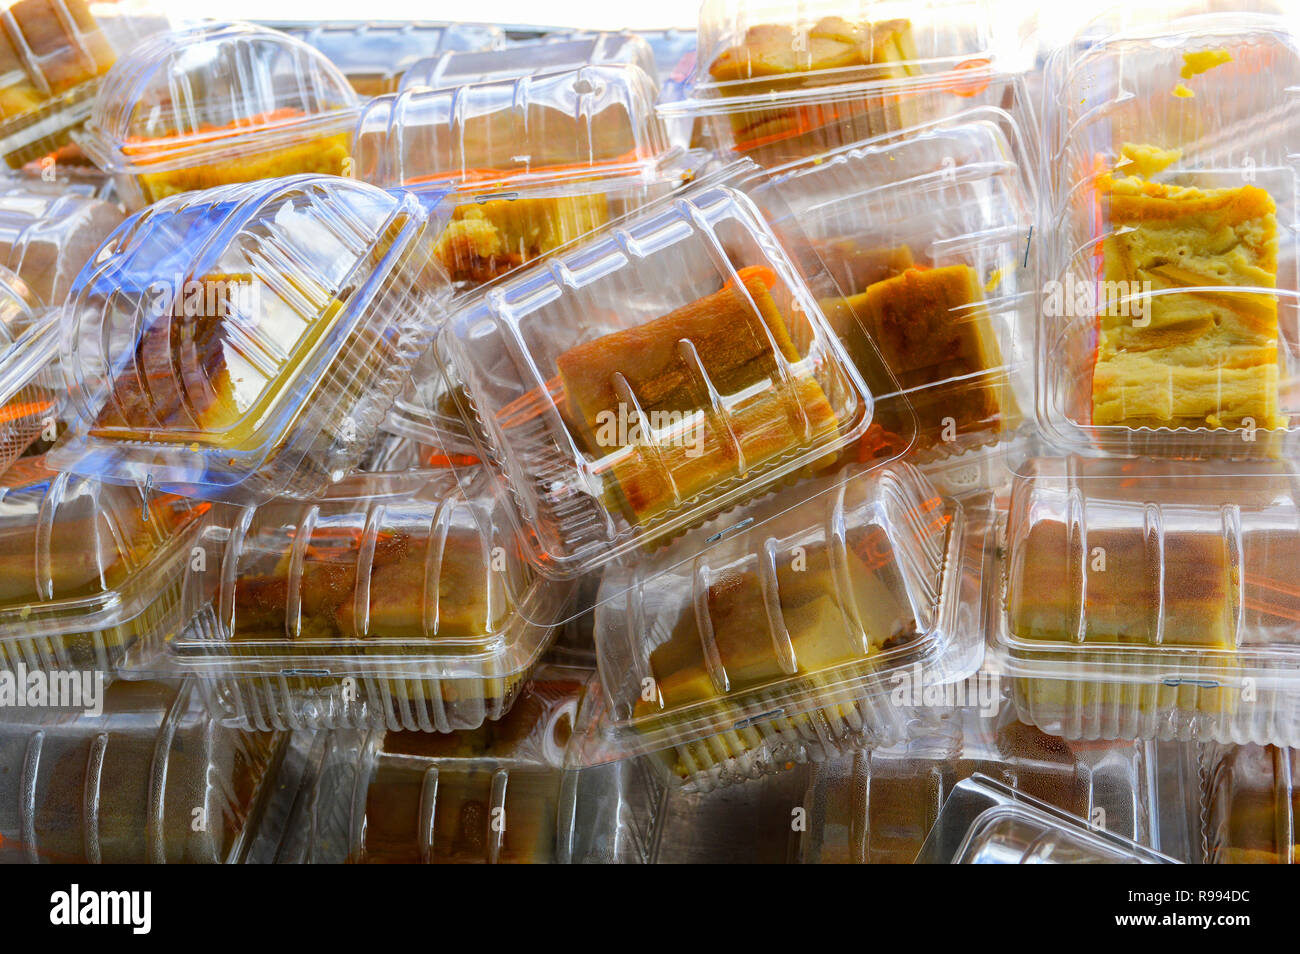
[78,21,360,211]
[1037,10,1300,459]
[751,110,1035,463]
[0,456,213,678]
[0,0,166,168]
[169,471,576,733]
[993,456,1300,745]
[559,706,1161,863]
[0,679,283,863]
[436,169,880,583]
[0,181,122,304]
[265,20,505,96]
[1202,743,1298,863]
[294,666,588,863]
[574,461,987,792]
[48,175,449,505]
[659,0,1030,168]
[915,774,1179,863]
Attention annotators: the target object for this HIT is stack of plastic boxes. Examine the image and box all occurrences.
[0,3,1297,865]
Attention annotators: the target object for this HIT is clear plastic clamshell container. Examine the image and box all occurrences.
[752,109,1034,461]
[661,0,1026,168]
[431,169,880,580]
[0,679,284,863]
[355,64,684,292]
[77,21,360,211]
[562,706,1162,862]
[363,63,697,451]
[296,666,587,863]
[0,455,214,678]
[1038,10,1300,459]
[268,20,504,97]
[1203,743,1297,863]
[575,460,987,793]
[992,456,1300,746]
[0,180,122,304]
[48,175,449,505]
[399,32,657,92]
[169,470,576,733]
[915,774,1178,863]
[0,0,166,169]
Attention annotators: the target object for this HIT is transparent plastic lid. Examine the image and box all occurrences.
[48,174,449,505]
[561,704,1158,863]
[916,775,1178,863]
[169,471,576,733]
[0,0,167,168]
[0,454,212,675]
[1038,13,1300,459]
[0,678,282,863]
[436,168,879,581]
[574,461,985,791]
[0,181,122,304]
[355,63,670,193]
[300,665,588,863]
[1203,743,1298,864]
[993,456,1300,745]
[78,21,360,209]
[399,32,657,92]
[269,20,504,97]
[354,63,687,303]
[751,111,1034,460]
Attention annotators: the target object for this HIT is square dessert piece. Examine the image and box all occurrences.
[433,195,609,286]
[556,271,839,525]
[822,263,1014,446]
[1093,173,1283,431]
